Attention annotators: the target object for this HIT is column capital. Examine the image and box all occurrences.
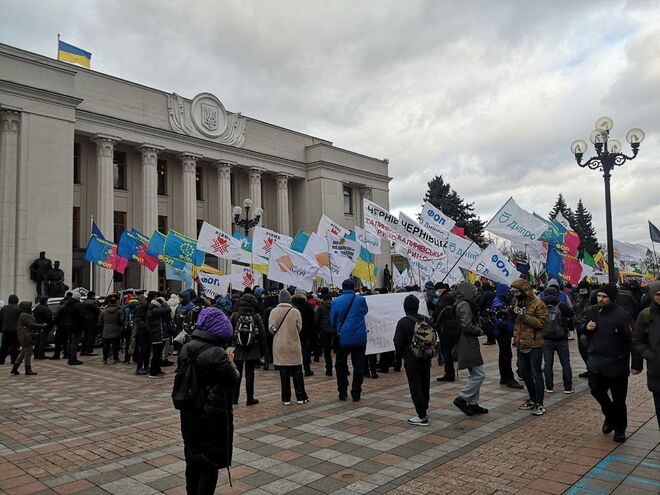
[138,143,165,153]
[214,159,237,168]
[92,134,121,158]
[180,152,203,173]
[248,167,265,182]
[275,174,291,189]
[216,161,234,181]
[0,110,21,133]
[359,185,373,200]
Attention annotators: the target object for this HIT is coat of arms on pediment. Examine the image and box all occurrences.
[167,92,246,147]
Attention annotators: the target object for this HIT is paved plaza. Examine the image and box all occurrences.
[0,341,658,495]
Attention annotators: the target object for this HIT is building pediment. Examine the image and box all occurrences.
[167,92,246,147]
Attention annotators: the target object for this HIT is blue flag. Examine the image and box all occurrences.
[117,229,140,260]
[165,263,193,290]
[290,228,310,253]
[85,235,113,266]
[147,230,186,270]
[92,222,105,240]
[165,230,205,267]
[232,231,253,252]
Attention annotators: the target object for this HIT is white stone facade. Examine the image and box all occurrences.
[0,43,391,299]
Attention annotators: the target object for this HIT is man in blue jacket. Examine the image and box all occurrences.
[331,279,369,402]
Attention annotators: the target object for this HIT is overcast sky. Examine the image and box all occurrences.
[2,0,659,248]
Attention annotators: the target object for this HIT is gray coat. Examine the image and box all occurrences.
[455,283,484,370]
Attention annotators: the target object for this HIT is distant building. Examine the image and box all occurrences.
[0,43,391,298]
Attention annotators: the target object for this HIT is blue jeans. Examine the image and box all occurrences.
[458,365,486,405]
[518,348,544,406]
[543,340,573,391]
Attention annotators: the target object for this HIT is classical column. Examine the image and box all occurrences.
[216,161,234,233]
[0,110,20,296]
[180,153,202,238]
[92,134,120,294]
[248,168,263,224]
[275,174,290,236]
[139,144,163,291]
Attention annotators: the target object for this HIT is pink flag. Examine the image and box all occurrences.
[451,226,465,238]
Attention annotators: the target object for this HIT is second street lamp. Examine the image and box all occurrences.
[233,198,263,236]
[571,117,645,284]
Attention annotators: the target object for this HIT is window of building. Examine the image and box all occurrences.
[343,186,353,215]
[196,167,203,201]
[72,207,80,248]
[73,143,81,184]
[71,267,83,289]
[158,215,168,234]
[157,159,167,196]
[197,219,204,236]
[114,211,127,243]
[113,151,127,190]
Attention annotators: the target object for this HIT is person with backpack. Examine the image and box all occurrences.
[490,283,522,389]
[452,282,488,416]
[330,279,369,402]
[269,289,309,405]
[121,297,139,364]
[394,294,435,426]
[435,289,459,382]
[230,289,266,406]
[173,306,240,495]
[633,280,660,428]
[541,286,575,394]
[11,301,46,376]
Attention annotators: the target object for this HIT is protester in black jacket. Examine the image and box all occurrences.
[58,293,86,365]
[291,290,316,376]
[134,291,157,376]
[80,292,101,356]
[583,284,643,442]
[0,295,21,365]
[435,292,459,382]
[394,294,434,426]
[315,288,336,377]
[33,297,54,359]
[633,280,660,428]
[541,287,575,394]
[178,307,240,495]
[147,297,171,378]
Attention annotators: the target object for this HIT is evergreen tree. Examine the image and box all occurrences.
[423,175,486,247]
[573,199,600,256]
[549,193,575,226]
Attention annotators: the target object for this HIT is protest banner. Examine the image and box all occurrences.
[253,227,293,263]
[419,201,456,233]
[485,197,548,244]
[198,221,243,260]
[365,292,428,355]
[317,214,350,239]
[198,271,232,298]
[268,242,320,291]
[469,244,520,286]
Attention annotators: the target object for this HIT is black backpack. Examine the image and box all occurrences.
[183,305,203,335]
[172,346,207,412]
[437,305,460,338]
[235,314,258,347]
[542,305,565,340]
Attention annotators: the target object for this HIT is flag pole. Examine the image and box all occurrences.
[326,236,335,288]
[652,241,659,279]
[89,214,94,291]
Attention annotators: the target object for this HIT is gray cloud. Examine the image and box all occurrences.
[1,0,658,247]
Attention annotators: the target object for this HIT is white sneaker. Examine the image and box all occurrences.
[282,401,291,405]
[545,388,554,393]
[297,399,309,404]
[519,400,536,410]
[531,405,546,416]
[407,416,429,426]
[564,388,575,394]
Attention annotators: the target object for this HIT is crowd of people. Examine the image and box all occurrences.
[1,276,659,495]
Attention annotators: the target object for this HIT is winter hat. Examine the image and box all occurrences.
[196,307,233,344]
[403,294,420,314]
[424,281,435,290]
[279,289,291,304]
[254,287,264,298]
[577,280,590,291]
[342,279,355,291]
[597,284,618,302]
[8,294,18,305]
[548,278,560,288]
[648,281,660,297]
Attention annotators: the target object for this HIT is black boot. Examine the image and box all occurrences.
[25,366,37,376]
[10,364,20,375]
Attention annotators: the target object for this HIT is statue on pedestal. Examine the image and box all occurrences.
[46,261,68,298]
[29,251,52,297]
[383,264,392,290]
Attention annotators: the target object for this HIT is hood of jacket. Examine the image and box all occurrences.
[237,293,259,314]
[178,290,191,305]
[104,304,121,314]
[511,278,535,301]
[495,283,510,299]
[18,301,32,313]
[456,281,477,302]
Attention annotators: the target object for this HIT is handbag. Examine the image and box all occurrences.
[173,329,189,345]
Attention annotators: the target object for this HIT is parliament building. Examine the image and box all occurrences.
[0,43,391,299]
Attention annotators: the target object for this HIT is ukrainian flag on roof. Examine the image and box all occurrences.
[57,39,91,68]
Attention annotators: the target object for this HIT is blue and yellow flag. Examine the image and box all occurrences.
[164,230,205,267]
[58,39,91,68]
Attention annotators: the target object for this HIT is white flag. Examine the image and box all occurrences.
[419,201,456,233]
[363,198,399,242]
[317,214,350,239]
[445,232,482,270]
[485,197,548,244]
[354,225,381,254]
[469,244,520,286]
[268,242,320,292]
[580,262,597,280]
[198,271,232,299]
[253,227,293,264]
[398,212,447,257]
[230,264,263,290]
[197,221,243,260]
[555,212,572,231]
[304,233,357,285]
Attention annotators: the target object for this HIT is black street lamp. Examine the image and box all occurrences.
[571,117,645,284]
[232,198,263,236]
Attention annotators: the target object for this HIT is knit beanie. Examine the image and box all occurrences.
[279,289,291,304]
[597,284,618,302]
[648,281,660,297]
